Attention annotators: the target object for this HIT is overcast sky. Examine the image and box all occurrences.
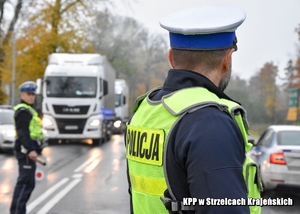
[4,0,300,82]
[120,0,300,81]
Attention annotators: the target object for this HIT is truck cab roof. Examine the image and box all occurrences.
[48,53,104,66]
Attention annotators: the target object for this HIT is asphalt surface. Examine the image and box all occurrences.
[0,134,299,214]
[0,135,129,214]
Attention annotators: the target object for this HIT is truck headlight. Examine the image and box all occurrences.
[43,118,53,127]
[90,119,100,126]
[1,130,16,137]
[114,120,122,128]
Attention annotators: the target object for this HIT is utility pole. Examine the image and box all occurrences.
[0,39,4,104]
[11,31,16,106]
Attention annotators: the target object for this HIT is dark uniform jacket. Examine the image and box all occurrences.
[14,100,42,159]
[145,69,250,214]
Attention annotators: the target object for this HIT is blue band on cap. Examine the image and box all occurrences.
[21,86,36,92]
[169,32,236,50]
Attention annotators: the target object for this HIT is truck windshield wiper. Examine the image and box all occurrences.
[47,93,68,97]
[79,95,95,98]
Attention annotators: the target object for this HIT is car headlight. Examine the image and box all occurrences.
[90,119,100,126]
[42,118,53,127]
[114,120,122,128]
[1,130,16,137]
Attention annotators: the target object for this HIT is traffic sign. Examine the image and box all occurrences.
[289,88,298,107]
[286,107,297,121]
[35,168,45,181]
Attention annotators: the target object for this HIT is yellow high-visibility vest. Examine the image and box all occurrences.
[126,87,262,214]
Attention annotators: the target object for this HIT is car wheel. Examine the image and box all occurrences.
[106,133,112,141]
[92,138,103,146]
[261,189,270,198]
[48,139,58,145]
[261,189,277,198]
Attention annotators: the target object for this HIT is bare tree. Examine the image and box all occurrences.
[90,9,169,109]
[2,0,22,45]
[0,0,23,104]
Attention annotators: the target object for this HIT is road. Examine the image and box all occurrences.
[0,134,299,214]
[0,135,129,214]
[261,191,300,214]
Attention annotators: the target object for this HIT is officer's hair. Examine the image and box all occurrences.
[171,49,227,74]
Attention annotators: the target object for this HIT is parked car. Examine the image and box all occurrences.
[248,125,300,194]
[0,105,16,151]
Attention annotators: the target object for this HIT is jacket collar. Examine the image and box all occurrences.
[20,99,33,107]
[162,69,239,103]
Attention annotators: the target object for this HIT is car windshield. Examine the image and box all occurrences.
[278,131,300,146]
[0,111,14,124]
[46,76,97,98]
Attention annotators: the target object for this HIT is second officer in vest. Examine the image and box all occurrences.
[126,4,262,214]
[10,81,44,214]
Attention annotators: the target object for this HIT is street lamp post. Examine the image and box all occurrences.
[11,31,16,106]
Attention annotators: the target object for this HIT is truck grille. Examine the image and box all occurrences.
[55,118,87,134]
[53,105,90,115]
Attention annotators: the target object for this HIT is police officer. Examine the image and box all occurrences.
[10,81,44,214]
[125,4,262,214]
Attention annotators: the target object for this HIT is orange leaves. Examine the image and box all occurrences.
[259,62,278,117]
[1,0,97,92]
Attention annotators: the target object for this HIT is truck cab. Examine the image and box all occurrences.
[112,79,129,134]
[37,53,116,146]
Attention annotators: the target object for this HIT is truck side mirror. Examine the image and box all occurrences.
[103,80,108,96]
[123,96,126,105]
[36,78,43,95]
[34,78,43,115]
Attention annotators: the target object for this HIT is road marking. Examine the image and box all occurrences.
[36,178,81,214]
[74,154,99,172]
[28,154,100,213]
[84,158,101,173]
[72,173,83,178]
[27,178,69,213]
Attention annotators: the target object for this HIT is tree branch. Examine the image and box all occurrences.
[0,0,7,30]
[3,0,22,45]
[61,0,82,14]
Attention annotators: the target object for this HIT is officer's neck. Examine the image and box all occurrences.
[21,99,33,106]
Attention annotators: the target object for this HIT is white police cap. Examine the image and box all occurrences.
[159,4,246,50]
[18,81,37,93]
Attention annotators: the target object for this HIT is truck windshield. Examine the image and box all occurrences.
[46,76,97,98]
[115,94,122,107]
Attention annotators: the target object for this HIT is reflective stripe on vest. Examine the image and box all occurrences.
[14,103,43,140]
[127,87,262,214]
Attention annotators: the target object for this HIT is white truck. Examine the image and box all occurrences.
[36,53,116,146]
[112,79,129,134]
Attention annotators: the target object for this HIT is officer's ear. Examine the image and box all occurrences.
[222,49,234,73]
[168,49,175,69]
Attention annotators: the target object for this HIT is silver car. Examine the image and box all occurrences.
[248,125,300,193]
[0,105,16,151]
